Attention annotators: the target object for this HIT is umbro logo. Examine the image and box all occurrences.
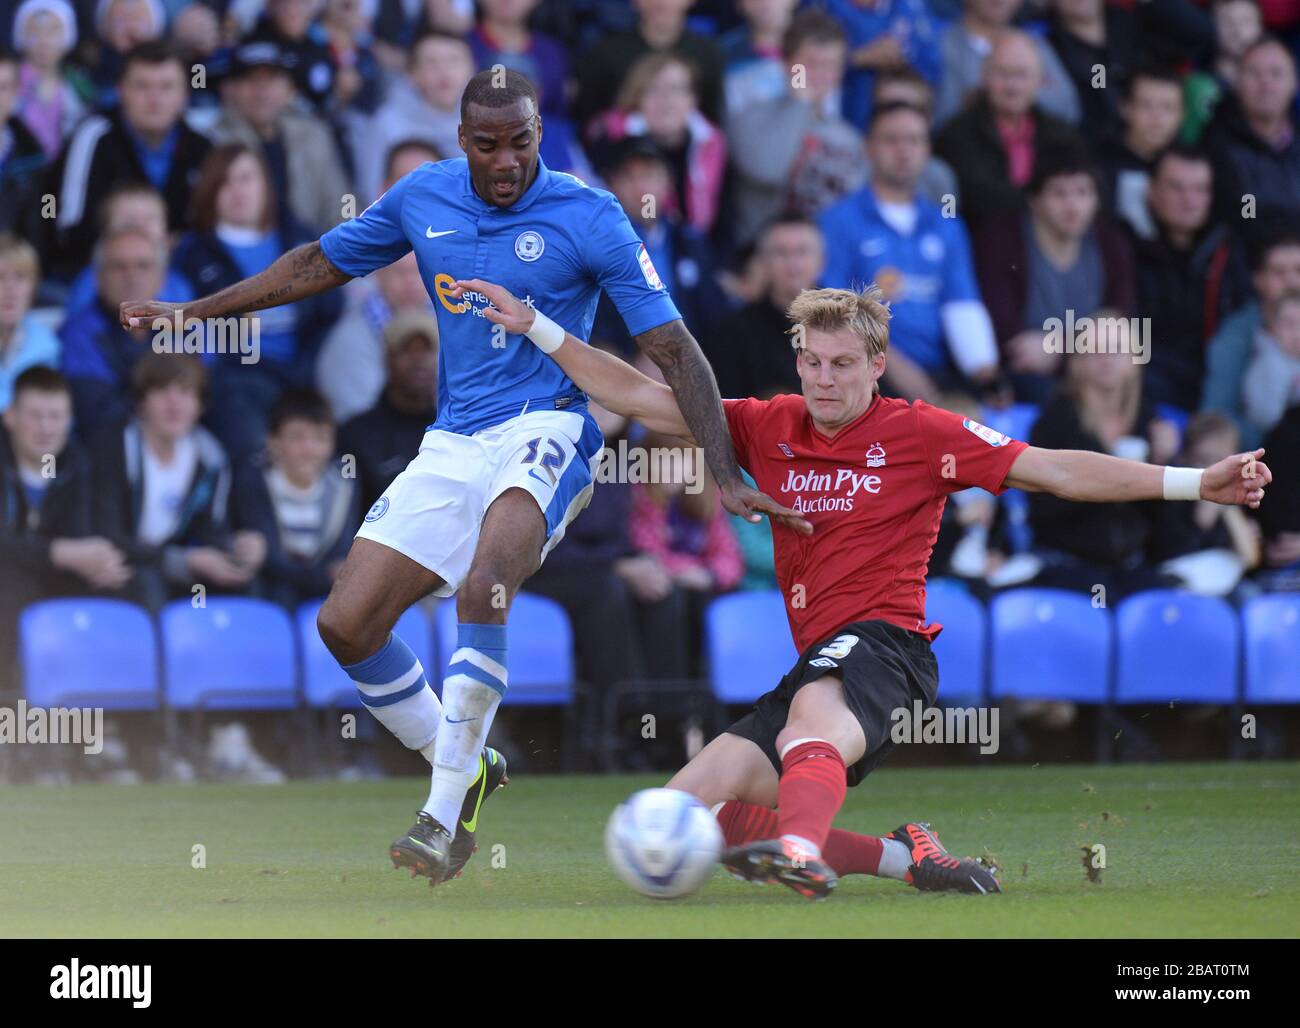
[426,227,457,238]
[778,442,795,458]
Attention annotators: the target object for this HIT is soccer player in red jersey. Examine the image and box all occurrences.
[449,277,1273,900]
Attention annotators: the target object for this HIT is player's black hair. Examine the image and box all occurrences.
[867,99,929,133]
[269,388,334,433]
[12,365,69,401]
[1027,146,1101,197]
[1120,63,1184,102]
[460,67,539,126]
[119,40,185,83]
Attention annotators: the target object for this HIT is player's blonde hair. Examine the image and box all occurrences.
[786,285,892,359]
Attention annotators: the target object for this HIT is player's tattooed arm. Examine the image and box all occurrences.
[120,241,351,328]
[633,320,812,533]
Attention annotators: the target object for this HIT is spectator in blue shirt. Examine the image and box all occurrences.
[818,100,1000,398]
[0,233,60,413]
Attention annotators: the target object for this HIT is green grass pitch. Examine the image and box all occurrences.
[1,761,1296,938]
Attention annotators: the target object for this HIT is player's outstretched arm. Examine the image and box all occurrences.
[1005,446,1273,509]
[450,277,691,436]
[120,241,351,328]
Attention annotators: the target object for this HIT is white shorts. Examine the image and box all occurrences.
[354,408,604,597]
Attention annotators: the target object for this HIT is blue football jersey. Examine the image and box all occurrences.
[320,156,682,435]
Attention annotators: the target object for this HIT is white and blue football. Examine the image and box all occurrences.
[604,788,723,899]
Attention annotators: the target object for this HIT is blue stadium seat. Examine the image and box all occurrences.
[160,598,298,711]
[435,592,574,706]
[297,600,434,707]
[990,589,1111,702]
[925,579,987,704]
[706,591,799,705]
[1114,591,1240,704]
[20,598,159,710]
[1242,594,1300,704]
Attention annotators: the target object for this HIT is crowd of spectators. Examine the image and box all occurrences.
[2,1,1300,768]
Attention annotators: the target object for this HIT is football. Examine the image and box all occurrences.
[604,788,724,900]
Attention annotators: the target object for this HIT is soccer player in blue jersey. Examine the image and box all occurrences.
[121,69,803,886]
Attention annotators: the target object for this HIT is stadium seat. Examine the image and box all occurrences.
[160,598,298,712]
[1114,591,1240,705]
[20,598,159,710]
[1242,594,1300,704]
[925,579,987,705]
[297,600,434,708]
[705,591,799,705]
[989,588,1112,703]
[434,592,574,706]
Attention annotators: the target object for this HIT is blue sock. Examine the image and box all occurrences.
[345,633,442,756]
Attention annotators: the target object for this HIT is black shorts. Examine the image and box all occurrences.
[726,619,939,787]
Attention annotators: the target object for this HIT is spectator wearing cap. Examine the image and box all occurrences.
[972,149,1136,403]
[820,0,943,130]
[59,224,174,438]
[586,52,727,237]
[211,38,350,236]
[936,0,1080,128]
[727,10,864,249]
[243,0,338,110]
[0,47,48,246]
[355,29,472,206]
[703,215,822,400]
[720,0,798,122]
[173,142,344,458]
[1206,36,1300,232]
[1202,232,1300,446]
[1098,67,1187,241]
[90,351,265,611]
[589,136,727,355]
[1134,146,1250,417]
[820,101,1000,399]
[11,0,92,159]
[575,0,726,130]
[934,30,1085,231]
[0,233,60,413]
[335,308,438,509]
[46,41,211,282]
[231,387,358,609]
[316,251,431,423]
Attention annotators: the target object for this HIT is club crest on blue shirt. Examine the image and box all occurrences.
[514,231,545,262]
[364,496,390,522]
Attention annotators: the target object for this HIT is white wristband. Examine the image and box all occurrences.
[526,310,565,354]
[1163,466,1203,501]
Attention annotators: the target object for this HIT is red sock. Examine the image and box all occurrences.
[776,739,846,853]
[716,800,884,876]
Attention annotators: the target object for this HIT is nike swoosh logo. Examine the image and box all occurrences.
[446,716,478,724]
[426,227,457,238]
[461,755,488,833]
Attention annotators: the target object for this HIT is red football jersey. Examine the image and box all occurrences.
[723,392,1029,650]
